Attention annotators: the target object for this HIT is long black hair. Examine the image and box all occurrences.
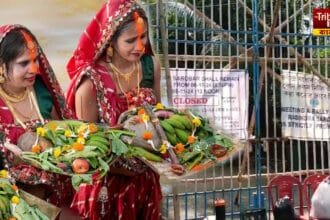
[0,29,27,73]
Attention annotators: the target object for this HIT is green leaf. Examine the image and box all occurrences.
[98,157,110,176]
[44,130,56,144]
[87,157,99,169]
[71,174,92,190]
[109,132,128,156]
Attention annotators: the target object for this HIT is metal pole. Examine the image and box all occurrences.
[158,0,173,105]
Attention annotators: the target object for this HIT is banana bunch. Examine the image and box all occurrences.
[160,114,193,146]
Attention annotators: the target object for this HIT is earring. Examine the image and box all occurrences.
[0,64,6,84]
[107,46,113,59]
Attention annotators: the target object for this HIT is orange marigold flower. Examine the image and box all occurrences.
[31,145,41,153]
[12,184,18,191]
[8,217,16,220]
[142,131,153,140]
[137,108,145,115]
[72,142,84,151]
[88,123,98,133]
[78,132,84,138]
[49,123,58,131]
[187,136,196,144]
[133,116,143,123]
[174,143,185,154]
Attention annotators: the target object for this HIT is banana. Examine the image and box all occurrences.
[86,140,109,154]
[89,131,107,138]
[166,133,178,146]
[0,195,9,219]
[88,135,109,145]
[160,120,175,134]
[176,115,193,130]
[175,128,190,144]
[164,117,186,130]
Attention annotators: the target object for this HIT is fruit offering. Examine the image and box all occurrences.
[19,120,134,188]
[119,103,235,172]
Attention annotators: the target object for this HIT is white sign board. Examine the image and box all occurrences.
[169,69,248,139]
[281,70,330,140]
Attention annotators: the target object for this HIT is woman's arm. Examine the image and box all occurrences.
[75,78,99,122]
[152,56,161,103]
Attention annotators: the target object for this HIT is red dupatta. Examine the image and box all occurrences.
[66,0,154,125]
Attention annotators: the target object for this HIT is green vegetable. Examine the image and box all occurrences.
[187,152,204,170]
[108,131,128,155]
[180,151,201,164]
[131,146,163,162]
[72,174,92,190]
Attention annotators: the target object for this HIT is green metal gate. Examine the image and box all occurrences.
[143,0,330,219]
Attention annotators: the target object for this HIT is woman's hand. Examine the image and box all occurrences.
[75,77,99,122]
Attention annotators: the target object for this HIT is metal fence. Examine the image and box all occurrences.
[143,0,330,219]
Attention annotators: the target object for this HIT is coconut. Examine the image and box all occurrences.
[17,132,53,152]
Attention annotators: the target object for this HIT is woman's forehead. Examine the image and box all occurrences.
[118,20,147,37]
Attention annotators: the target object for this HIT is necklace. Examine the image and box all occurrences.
[109,62,137,82]
[12,91,34,120]
[0,86,28,103]
[2,88,45,129]
[112,62,140,108]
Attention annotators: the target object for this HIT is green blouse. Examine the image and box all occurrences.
[34,76,53,119]
[140,55,154,88]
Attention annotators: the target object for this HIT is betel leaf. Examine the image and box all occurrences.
[109,131,128,155]
[44,130,56,145]
[98,157,110,176]
[87,157,99,169]
[33,206,49,220]
[72,174,92,190]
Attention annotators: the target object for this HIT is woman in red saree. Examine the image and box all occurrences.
[0,24,77,218]
[66,0,162,219]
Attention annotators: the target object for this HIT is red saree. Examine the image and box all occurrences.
[0,24,74,207]
[66,1,162,219]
